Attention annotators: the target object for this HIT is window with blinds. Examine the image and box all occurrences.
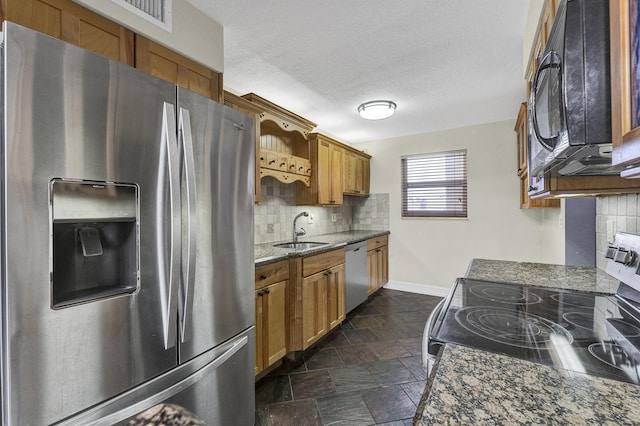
[401,149,467,218]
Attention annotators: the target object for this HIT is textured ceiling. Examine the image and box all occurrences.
[186,0,529,144]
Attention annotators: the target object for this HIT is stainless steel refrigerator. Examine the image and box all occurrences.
[0,22,255,425]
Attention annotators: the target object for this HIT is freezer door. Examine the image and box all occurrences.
[177,89,255,362]
[57,327,255,426]
[1,23,179,424]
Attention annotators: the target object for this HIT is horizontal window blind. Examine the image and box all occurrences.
[401,150,467,218]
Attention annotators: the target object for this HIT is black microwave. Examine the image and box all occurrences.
[528,0,617,177]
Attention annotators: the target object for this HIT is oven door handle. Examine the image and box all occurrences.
[422,297,448,369]
[531,50,562,152]
[425,298,447,340]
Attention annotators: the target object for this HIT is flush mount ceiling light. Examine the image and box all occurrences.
[357,100,397,120]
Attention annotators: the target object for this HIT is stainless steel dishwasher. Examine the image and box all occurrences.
[345,241,368,313]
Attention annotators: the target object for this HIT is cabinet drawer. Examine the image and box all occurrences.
[367,235,388,251]
[302,248,345,277]
[255,260,289,288]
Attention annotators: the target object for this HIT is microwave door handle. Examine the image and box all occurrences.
[178,107,197,343]
[531,51,561,151]
[161,102,180,350]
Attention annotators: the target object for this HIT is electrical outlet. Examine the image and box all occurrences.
[331,213,337,223]
[307,213,314,224]
[606,220,615,243]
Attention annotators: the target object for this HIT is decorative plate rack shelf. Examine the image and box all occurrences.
[242,93,316,187]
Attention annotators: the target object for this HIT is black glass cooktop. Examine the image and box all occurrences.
[429,278,640,385]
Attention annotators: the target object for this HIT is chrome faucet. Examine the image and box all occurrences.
[292,211,309,245]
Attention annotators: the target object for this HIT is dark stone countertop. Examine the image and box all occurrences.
[415,344,640,425]
[415,259,632,425]
[465,258,620,294]
[254,230,389,266]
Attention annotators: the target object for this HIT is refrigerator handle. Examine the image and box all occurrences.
[162,102,180,350]
[178,107,197,343]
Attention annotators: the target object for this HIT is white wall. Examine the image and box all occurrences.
[73,0,224,72]
[522,0,545,76]
[358,120,565,291]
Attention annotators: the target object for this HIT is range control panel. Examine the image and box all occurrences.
[606,233,640,294]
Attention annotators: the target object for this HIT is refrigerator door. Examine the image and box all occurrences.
[57,327,255,426]
[1,23,179,424]
[176,89,255,362]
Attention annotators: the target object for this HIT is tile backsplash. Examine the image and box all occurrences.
[254,177,389,244]
[595,193,640,270]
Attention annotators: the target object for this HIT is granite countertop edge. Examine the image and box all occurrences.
[254,230,390,266]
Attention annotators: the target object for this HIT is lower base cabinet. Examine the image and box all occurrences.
[255,260,289,376]
[255,239,388,372]
[301,263,346,348]
[367,236,389,295]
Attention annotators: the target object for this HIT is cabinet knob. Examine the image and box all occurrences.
[326,270,333,275]
[258,291,264,297]
[280,162,286,167]
[259,274,267,280]
[264,289,271,294]
[269,160,276,165]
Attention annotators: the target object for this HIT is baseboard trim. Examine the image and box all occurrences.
[383,280,450,297]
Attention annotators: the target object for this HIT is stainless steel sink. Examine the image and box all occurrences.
[273,241,329,250]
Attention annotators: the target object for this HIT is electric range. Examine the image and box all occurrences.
[423,232,640,385]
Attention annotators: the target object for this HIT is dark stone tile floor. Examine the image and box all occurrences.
[255,288,443,426]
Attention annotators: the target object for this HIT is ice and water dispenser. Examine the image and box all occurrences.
[50,180,139,308]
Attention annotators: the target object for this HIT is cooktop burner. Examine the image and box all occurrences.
[455,306,573,349]
[468,284,542,305]
[562,311,595,330]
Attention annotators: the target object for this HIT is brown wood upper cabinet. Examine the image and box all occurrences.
[242,93,316,189]
[136,35,222,102]
[298,133,344,205]
[2,0,222,102]
[611,0,640,177]
[2,0,134,65]
[343,148,371,196]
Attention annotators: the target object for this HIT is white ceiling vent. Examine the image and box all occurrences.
[111,0,173,32]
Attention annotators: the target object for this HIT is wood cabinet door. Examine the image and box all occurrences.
[316,139,332,205]
[326,264,345,330]
[135,35,222,101]
[329,144,344,204]
[379,245,389,287]
[343,150,357,193]
[254,289,264,375]
[515,103,528,176]
[301,272,327,349]
[362,157,370,195]
[611,0,640,175]
[354,155,365,194]
[367,249,378,295]
[3,0,134,65]
[264,281,288,367]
